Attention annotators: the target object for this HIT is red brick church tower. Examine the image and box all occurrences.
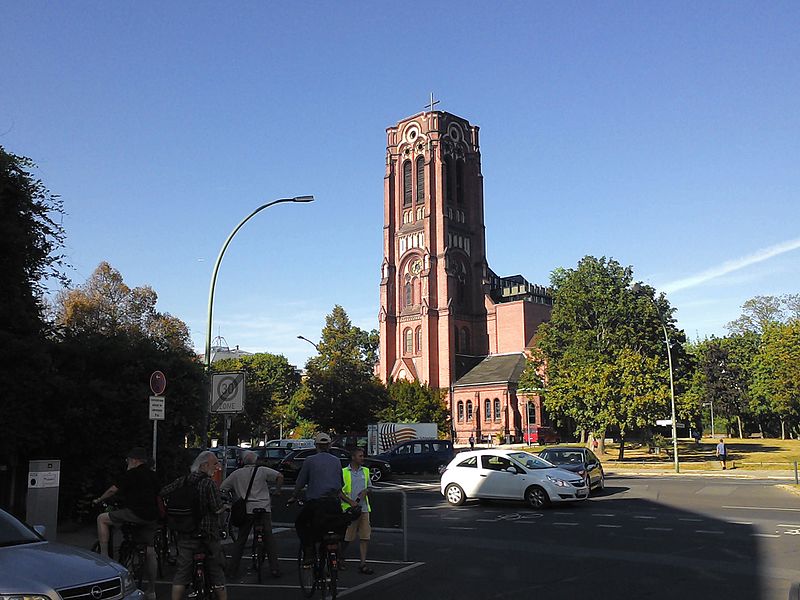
[378,106,553,443]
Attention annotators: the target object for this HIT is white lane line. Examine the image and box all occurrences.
[695,530,724,535]
[338,562,425,597]
[448,526,477,530]
[723,506,800,512]
[633,516,657,520]
[597,524,621,528]
[679,518,703,522]
[553,522,579,526]
[645,527,673,531]
[591,513,616,517]
[777,523,800,527]
[751,533,781,538]
[726,521,753,525]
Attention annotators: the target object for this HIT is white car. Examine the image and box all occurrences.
[440,449,589,509]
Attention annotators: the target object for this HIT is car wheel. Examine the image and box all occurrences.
[525,485,550,509]
[445,483,466,506]
[369,467,383,483]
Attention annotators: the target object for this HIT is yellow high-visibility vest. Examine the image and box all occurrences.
[341,466,370,512]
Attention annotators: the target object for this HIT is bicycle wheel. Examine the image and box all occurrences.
[255,537,265,584]
[132,548,146,588]
[327,550,338,600]
[297,545,316,598]
[153,530,165,577]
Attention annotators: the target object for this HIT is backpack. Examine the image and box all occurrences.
[164,476,202,533]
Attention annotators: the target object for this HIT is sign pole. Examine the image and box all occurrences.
[152,419,158,471]
[222,415,231,480]
[148,372,167,473]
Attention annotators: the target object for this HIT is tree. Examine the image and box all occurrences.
[534,256,686,448]
[380,380,449,433]
[211,352,301,444]
[300,306,389,433]
[751,321,800,439]
[727,295,799,335]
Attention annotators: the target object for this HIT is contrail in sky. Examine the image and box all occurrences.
[660,236,800,294]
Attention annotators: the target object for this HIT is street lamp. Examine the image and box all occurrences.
[704,401,715,437]
[632,283,680,473]
[204,196,314,373]
[296,335,320,352]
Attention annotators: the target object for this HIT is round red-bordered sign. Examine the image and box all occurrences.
[150,371,166,396]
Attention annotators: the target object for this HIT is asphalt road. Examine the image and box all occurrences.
[146,475,800,600]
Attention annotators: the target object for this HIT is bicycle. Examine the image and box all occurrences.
[187,534,215,600]
[116,522,149,588]
[251,508,268,583]
[292,500,359,600]
[153,522,178,577]
[218,490,238,543]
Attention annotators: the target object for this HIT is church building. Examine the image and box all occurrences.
[377,107,553,443]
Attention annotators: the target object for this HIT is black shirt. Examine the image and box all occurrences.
[115,463,160,521]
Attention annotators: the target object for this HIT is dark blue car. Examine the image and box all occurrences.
[374,439,455,474]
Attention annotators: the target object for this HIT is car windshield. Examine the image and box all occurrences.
[541,450,585,465]
[0,510,41,547]
[508,451,554,470]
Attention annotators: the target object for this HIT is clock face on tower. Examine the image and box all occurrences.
[410,259,422,275]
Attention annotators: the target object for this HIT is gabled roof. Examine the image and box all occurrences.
[453,353,527,388]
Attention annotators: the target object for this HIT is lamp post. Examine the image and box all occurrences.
[632,284,679,473]
[204,195,314,442]
[704,401,715,437]
[296,335,320,352]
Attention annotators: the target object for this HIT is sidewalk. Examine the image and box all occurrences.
[606,467,797,481]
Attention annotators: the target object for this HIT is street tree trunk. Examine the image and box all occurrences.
[618,434,625,460]
[781,419,786,440]
[737,415,744,439]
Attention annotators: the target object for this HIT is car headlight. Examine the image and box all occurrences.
[121,571,137,594]
[546,475,569,487]
[1,596,51,600]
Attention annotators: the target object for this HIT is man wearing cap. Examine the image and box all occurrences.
[289,432,351,562]
[93,447,159,599]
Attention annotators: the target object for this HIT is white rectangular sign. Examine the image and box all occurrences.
[149,396,165,420]
[210,372,246,414]
[28,470,60,488]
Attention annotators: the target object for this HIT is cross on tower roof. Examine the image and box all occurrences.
[424,92,440,113]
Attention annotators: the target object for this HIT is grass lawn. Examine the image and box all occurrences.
[528,438,800,471]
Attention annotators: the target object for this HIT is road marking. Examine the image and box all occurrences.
[644,527,673,531]
[592,513,615,517]
[476,519,496,522]
[695,530,724,535]
[553,522,579,526]
[448,526,477,530]
[597,524,621,528]
[751,533,781,538]
[777,523,800,527]
[678,518,703,522]
[338,562,425,597]
[726,521,753,525]
[723,505,800,512]
[633,516,657,520]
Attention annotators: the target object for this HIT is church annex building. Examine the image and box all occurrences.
[377,108,553,443]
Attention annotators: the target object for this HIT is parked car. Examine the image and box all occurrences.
[210,446,244,472]
[0,508,143,600]
[278,447,392,482]
[265,438,315,449]
[523,426,561,445]
[537,446,605,493]
[440,449,588,509]
[374,439,455,474]
[254,446,293,469]
[331,432,367,450]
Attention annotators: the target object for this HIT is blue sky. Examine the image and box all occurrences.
[2,2,798,367]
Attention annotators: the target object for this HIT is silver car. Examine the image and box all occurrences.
[0,508,143,600]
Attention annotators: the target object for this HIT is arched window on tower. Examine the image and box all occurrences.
[459,327,470,354]
[455,263,467,308]
[404,275,412,308]
[466,400,473,422]
[484,399,491,422]
[446,157,455,204]
[494,398,501,423]
[415,156,424,204]
[403,328,413,355]
[457,401,464,422]
[456,160,464,204]
[403,161,412,206]
[415,326,422,354]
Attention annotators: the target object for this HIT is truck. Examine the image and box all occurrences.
[367,422,438,455]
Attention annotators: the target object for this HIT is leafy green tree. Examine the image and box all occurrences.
[380,380,449,433]
[534,256,687,449]
[727,294,800,335]
[301,305,389,433]
[751,321,800,439]
[211,352,301,444]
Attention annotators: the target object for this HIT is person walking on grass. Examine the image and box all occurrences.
[340,448,374,575]
[716,438,728,470]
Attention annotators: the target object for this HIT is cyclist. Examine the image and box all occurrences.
[160,451,228,600]
[288,432,352,564]
[220,450,284,579]
[92,447,159,599]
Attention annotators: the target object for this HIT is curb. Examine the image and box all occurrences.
[607,470,794,481]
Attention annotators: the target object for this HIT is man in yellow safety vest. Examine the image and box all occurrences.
[340,448,374,575]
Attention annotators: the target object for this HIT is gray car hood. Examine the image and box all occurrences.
[0,541,125,592]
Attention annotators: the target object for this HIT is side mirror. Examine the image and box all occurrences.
[505,467,518,474]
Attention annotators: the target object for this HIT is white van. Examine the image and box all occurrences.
[265,438,315,450]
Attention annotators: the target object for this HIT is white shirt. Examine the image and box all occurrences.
[221,465,281,513]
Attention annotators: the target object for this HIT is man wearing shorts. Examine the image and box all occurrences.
[340,448,374,575]
[160,451,228,600]
[93,447,159,599]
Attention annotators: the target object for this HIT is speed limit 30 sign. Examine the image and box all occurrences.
[210,372,246,414]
